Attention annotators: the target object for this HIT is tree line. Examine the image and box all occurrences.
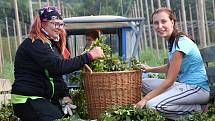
[0,0,215,68]
[0,0,214,37]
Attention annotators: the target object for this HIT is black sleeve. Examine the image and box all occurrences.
[28,39,91,75]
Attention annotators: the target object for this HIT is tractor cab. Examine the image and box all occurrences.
[64,15,144,61]
[63,15,144,89]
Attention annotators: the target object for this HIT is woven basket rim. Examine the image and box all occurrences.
[81,69,141,74]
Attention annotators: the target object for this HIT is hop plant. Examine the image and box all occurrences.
[99,105,165,121]
[0,104,18,121]
[85,35,141,72]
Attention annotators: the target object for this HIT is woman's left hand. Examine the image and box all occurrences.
[88,47,104,59]
[135,99,148,108]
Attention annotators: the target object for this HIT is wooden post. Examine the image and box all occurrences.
[198,0,207,47]
[47,0,50,6]
[135,0,143,51]
[14,0,22,45]
[24,23,28,36]
[67,8,70,18]
[140,0,148,49]
[52,0,55,6]
[134,0,138,18]
[13,20,18,51]
[158,0,161,8]
[181,0,188,34]
[204,1,210,45]
[65,8,69,18]
[140,0,147,49]
[213,0,215,21]
[145,0,153,49]
[135,0,142,50]
[63,9,66,18]
[121,0,123,16]
[0,30,3,65]
[151,0,159,57]
[0,30,2,73]
[131,4,135,17]
[189,4,195,40]
[162,38,166,54]
[5,17,12,64]
[166,0,171,9]
[29,0,34,26]
[99,1,102,15]
[38,0,42,8]
[196,0,201,45]
[128,10,131,18]
[57,0,61,10]
[67,9,71,17]
[178,10,182,31]
[157,0,166,52]
[150,0,154,15]
[61,1,65,17]
[136,0,140,17]
[0,45,2,73]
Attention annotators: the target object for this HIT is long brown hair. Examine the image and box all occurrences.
[151,8,194,51]
[28,16,66,55]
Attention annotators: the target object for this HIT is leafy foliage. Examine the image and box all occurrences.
[70,89,88,120]
[53,88,88,121]
[178,103,215,121]
[207,103,215,117]
[99,105,165,121]
[178,112,215,121]
[54,113,85,121]
[86,35,141,72]
[0,104,18,121]
[147,73,165,79]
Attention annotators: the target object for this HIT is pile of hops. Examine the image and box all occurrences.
[85,35,141,72]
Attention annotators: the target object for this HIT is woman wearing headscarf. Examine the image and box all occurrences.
[11,6,104,121]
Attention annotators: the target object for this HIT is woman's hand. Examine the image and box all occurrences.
[135,99,148,108]
[140,64,152,72]
[89,47,104,60]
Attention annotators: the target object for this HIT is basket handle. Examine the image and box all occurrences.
[84,64,93,74]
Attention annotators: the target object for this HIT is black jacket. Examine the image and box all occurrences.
[12,38,91,99]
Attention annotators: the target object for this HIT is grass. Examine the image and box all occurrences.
[0,60,14,82]
[0,37,17,82]
[139,48,166,66]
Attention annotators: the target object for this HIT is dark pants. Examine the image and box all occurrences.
[13,98,64,121]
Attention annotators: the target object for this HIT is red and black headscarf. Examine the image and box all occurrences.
[38,6,62,22]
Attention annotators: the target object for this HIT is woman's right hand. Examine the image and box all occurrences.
[140,64,152,72]
[88,47,104,60]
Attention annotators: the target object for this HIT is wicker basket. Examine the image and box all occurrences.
[81,65,141,119]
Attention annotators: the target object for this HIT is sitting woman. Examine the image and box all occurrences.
[135,8,210,120]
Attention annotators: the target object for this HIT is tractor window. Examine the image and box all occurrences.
[104,34,119,57]
[67,35,85,57]
[126,30,137,59]
[66,32,120,58]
